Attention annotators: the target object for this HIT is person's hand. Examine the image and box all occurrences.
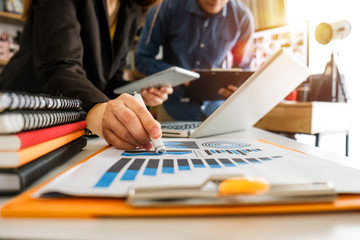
[85,94,162,150]
[183,81,191,87]
[141,86,173,107]
[218,84,238,98]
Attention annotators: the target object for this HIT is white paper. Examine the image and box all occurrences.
[33,137,360,198]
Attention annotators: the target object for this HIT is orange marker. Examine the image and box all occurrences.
[218,177,269,196]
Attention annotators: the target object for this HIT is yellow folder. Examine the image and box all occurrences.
[2,145,360,218]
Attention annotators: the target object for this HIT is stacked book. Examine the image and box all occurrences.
[0,90,88,195]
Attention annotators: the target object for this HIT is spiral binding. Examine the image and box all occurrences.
[0,91,82,112]
[0,110,87,134]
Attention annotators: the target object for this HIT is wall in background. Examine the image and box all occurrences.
[242,0,287,30]
[285,0,360,158]
[243,0,359,158]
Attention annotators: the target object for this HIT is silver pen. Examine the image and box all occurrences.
[133,92,166,154]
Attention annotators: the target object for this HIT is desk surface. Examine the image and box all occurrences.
[1,128,360,240]
[255,101,350,134]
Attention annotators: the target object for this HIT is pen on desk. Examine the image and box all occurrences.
[133,92,166,154]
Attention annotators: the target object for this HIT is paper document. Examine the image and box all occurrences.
[34,137,360,198]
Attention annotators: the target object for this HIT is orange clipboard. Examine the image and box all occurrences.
[2,143,360,218]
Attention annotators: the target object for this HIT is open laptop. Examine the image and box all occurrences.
[161,48,309,138]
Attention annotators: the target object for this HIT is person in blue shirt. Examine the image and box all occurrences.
[135,0,255,121]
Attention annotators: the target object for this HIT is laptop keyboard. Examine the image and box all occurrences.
[161,121,202,130]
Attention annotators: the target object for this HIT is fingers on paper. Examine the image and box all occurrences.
[102,95,153,149]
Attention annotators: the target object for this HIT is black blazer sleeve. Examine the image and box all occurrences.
[32,0,109,111]
[0,0,142,111]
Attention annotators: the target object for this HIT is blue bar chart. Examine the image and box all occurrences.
[91,140,286,189]
[162,159,175,174]
[121,159,145,181]
[205,159,222,168]
[164,141,199,149]
[191,159,206,168]
[94,158,131,187]
[177,159,191,171]
[143,159,159,176]
[38,139,317,199]
[121,150,192,157]
[218,158,236,167]
[204,148,261,156]
[93,155,283,188]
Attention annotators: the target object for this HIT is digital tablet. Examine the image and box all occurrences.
[184,69,254,102]
[113,67,200,94]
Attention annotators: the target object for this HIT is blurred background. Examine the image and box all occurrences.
[237,0,359,158]
[285,0,360,159]
[0,0,359,158]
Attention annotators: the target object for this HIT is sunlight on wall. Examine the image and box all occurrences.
[286,0,360,158]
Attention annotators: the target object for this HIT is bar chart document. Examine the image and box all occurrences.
[34,137,360,198]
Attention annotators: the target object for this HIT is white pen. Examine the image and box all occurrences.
[133,92,166,154]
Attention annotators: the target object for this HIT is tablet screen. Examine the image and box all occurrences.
[185,70,254,102]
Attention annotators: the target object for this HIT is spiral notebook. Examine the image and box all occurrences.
[0,109,86,134]
[0,91,86,134]
[0,90,82,112]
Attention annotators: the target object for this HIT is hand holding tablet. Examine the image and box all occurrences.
[113,67,200,95]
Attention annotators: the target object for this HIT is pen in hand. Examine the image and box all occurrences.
[133,92,167,154]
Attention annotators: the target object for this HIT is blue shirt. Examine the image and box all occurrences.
[135,0,254,120]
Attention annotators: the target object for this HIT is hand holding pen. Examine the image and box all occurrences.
[134,92,166,154]
[98,93,165,151]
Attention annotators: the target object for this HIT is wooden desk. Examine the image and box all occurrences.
[1,128,360,240]
[255,101,350,155]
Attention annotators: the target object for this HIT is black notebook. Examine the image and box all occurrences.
[0,90,82,112]
[0,137,87,195]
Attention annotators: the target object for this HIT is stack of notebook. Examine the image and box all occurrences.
[0,90,88,195]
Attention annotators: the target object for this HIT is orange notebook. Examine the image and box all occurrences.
[2,145,360,218]
[0,130,84,168]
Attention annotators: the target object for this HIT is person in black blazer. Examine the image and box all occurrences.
[0,0,172,150]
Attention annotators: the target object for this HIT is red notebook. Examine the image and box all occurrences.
[0,121,87,151]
